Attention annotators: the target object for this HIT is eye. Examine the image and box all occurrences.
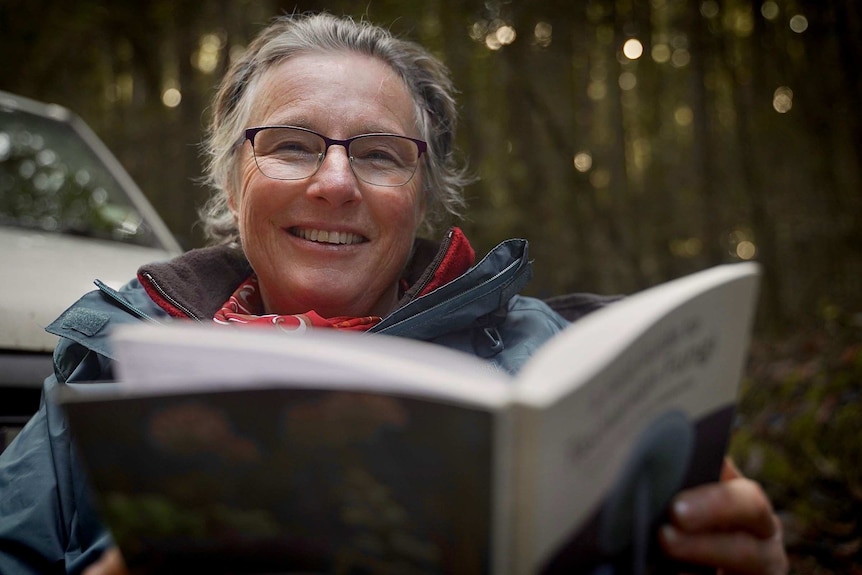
[256,130,321,159]
[351,137,411,168]
[271,139,317,158]
[359,148,400,164]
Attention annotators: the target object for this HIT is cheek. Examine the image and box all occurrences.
[231,148,258,209]
[383,191,424,246]
[409,175,426,226]
[235,164,283,236]
[387,190,425,265]
[235,197,271,254]
[238,188,279,234]
[401,178,426,224]
[409,187,427,233]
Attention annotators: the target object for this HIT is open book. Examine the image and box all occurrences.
[59,262,761,575]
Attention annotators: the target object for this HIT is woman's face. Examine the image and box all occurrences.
[233,52,426,318]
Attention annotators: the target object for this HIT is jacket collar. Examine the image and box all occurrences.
[46,228,533,358]
[139,227,531,341]
[398,227,476,303]
[138,227,480,322]
[371,236,532,340]
[137,245,252,320]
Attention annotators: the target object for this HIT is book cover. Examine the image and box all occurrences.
[59,262,761,574]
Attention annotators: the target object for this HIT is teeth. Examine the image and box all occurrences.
[292,227,364,245]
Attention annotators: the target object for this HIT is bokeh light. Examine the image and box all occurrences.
[651,44,671,63]
[761,1,779,20]
[193,33,223,74]
[789,14,809,34]
[587,81,607,101]
[730,7,755,36]
[674,105,694,126]
[496,25,517,45]
[736,240,756,260]
[619,72,637,91]
[671,49,691,68]
[728,230,757,260]
[162,88,182,108]
[701,1,719,19]
[534,22,552,48]
[773,86,793,113]
[573,152,593,172]
[622,38,644,60]
[481,22,516,51]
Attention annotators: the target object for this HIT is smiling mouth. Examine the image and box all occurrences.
[290,227,367,245]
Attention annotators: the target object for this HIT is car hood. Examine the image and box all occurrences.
[0,226,176,352]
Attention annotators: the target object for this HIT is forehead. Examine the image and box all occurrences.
[247,51,419,134]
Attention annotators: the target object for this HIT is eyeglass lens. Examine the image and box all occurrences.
[250,127,421,186]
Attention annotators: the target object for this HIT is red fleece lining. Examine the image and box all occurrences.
[418,227,475,297]
[140,274,190,318]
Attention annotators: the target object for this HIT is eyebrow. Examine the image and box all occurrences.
[260,110,411,136]
[259,121,413,138]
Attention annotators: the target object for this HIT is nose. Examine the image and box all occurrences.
[306,145,361,206]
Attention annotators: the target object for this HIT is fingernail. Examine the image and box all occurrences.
[672,498,691,519]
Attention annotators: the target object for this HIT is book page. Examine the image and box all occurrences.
[509,263,760,572]
[514,262,760,407]
[110,323,513,410]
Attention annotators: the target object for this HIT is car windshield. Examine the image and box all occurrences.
[0,106,162,248]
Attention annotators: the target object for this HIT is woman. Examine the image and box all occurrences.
[0,13,786,575]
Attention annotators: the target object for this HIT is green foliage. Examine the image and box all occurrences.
[731,319,862,573]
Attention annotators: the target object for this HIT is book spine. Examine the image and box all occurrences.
[491,408,514,575]
[508,404,540,575]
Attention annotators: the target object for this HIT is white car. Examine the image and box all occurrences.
[0,90,182,449]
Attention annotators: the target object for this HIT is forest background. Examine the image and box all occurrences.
[1,0,860,572]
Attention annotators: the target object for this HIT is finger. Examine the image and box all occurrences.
[82,548,130,575]
[671,478,778,538]
[721,456,743,481]
[659,518,788,575]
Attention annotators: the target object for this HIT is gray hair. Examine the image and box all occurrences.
[199,12,469,245]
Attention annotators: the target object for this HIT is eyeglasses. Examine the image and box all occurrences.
[244,126,427,187]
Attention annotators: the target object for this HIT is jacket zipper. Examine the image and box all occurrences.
[140,272,203,321]
[408,228,454,300]
[94,279,162,323]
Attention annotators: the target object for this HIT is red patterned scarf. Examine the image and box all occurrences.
[213,275,381,332]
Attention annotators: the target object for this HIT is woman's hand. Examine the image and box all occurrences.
[659,457,789,575]
[82,547,130,575]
